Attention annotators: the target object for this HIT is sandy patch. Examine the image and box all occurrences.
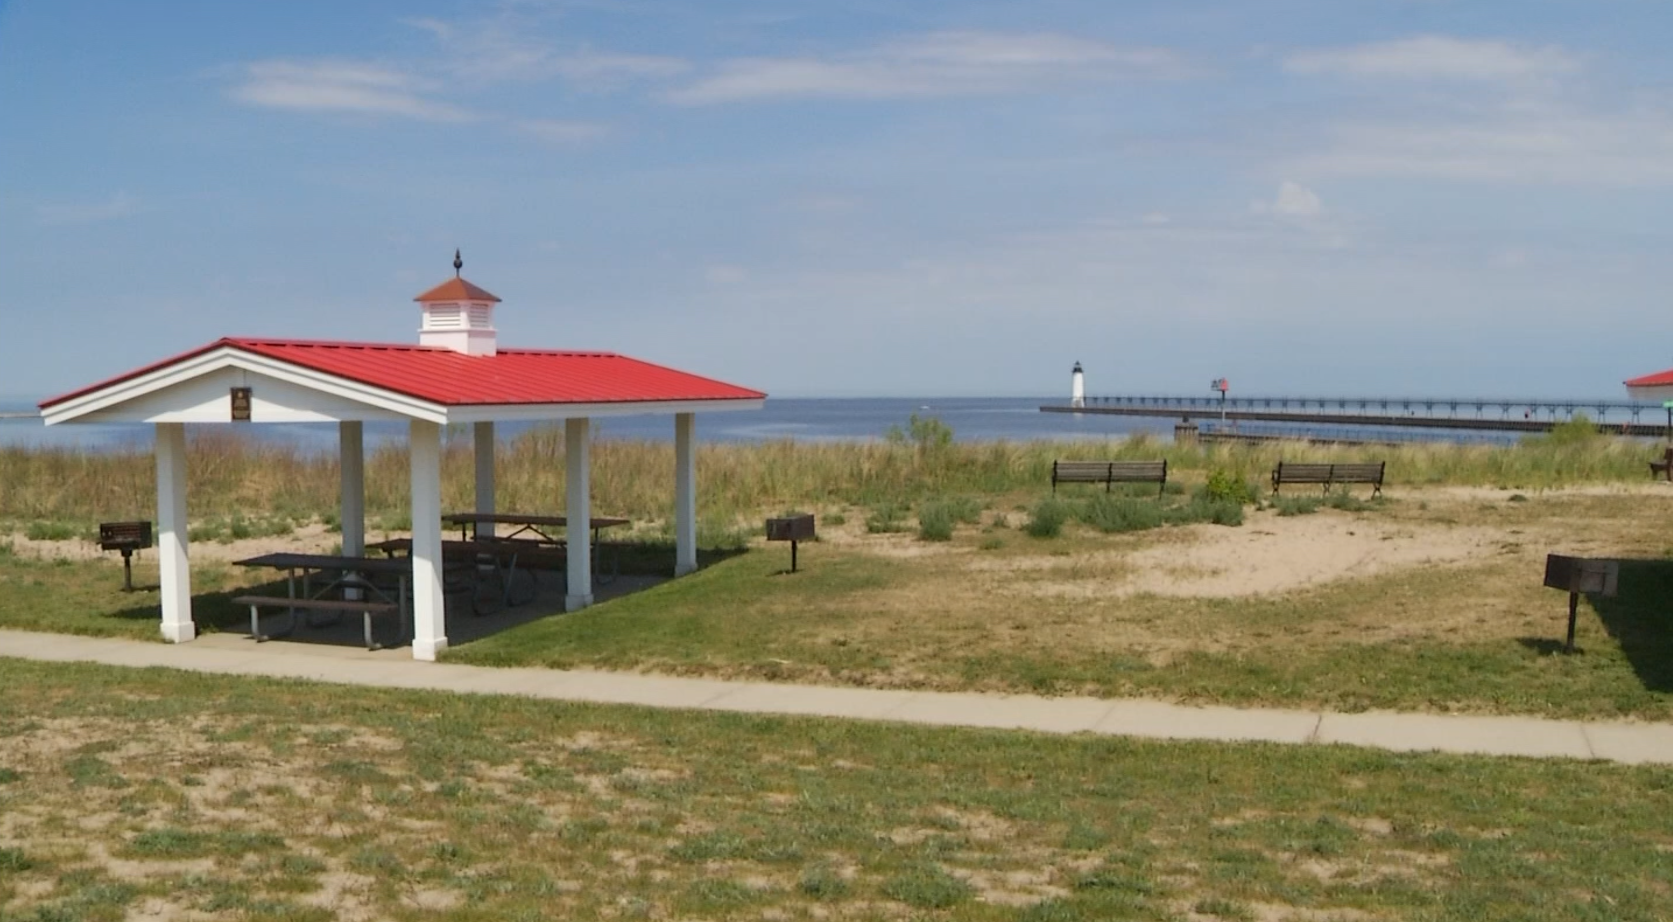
[1118,513,1497,598]
[984,511,1499,600]
[4,522,340,563]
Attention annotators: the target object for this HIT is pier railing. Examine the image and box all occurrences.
[1075,395,1661,425]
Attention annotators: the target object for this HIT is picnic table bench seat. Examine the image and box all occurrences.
[232,594,401,650]
[1051,460,1169,494]
[1271,461,1385,496]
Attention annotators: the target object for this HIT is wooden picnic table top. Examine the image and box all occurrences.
[442,512,631,529]
[232,552,414,574]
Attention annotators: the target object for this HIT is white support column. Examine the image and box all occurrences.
[565,417,593,611]
[410,420,447,661]
[339,421,364,558]
[155,423,194,642]
[474,421,496,521]
[674,412,697,576]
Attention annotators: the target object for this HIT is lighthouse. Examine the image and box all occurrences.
[1070,361,1085,408]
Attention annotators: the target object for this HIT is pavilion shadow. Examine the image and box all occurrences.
[1583,558,1673,694]
[107,544,750,650]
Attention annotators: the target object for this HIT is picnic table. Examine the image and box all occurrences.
[443,512,630,585]
[442,512,630,545]
[231,552,418,648]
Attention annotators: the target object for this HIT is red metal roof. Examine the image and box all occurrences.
[1625,368,1673,388]
[414,276,500,303]
[41,338,765,409]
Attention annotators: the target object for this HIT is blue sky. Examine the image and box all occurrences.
[3,0,1671,400]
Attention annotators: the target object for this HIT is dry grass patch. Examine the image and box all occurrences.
[3,660,1672,920]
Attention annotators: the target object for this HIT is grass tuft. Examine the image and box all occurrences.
[1026,498,1070,538]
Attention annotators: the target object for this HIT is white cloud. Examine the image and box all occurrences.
[36,192,141,226]
[229,60,472,121]
[705,264,748,285]
[668,31,1185,104]
[1290,104,1673,185]
[552,52,689,83]
[1284,36,1578,82]
[516,119,610,144]
[403,16,685,87]
[1267,180,1323,217]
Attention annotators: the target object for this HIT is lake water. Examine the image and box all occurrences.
[0,397,1180,452]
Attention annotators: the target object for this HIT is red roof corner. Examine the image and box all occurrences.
[414,277,500,303]
[1625,368,1673,388]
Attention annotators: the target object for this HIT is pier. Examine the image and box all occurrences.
[1042,395,1671,438]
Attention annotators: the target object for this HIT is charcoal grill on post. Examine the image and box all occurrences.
[1543,554,1619,652]
[99,521,153,592]
[765,514,815,573]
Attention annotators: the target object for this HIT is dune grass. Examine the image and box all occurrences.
[3,657,1673,921]
[0,423,1657,536]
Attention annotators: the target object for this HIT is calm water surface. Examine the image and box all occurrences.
[0,397,1174,452]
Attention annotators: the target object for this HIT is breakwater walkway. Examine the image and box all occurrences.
[3,629,1671,765]
[1044,395,1670,437]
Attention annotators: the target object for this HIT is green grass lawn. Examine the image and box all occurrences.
[6,489,1673,720]
[449,535,1673,720]
[3,657,1672,921]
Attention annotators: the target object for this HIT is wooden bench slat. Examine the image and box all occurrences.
[234,595,401,650]
[1053,460,1168,494]
[1272,461,1384,495]
[232,595,397,613]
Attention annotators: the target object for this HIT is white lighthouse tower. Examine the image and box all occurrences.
[1070,361,1085,408]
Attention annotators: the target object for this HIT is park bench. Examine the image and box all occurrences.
[1271,461,1385,497]
[1650,447,1673,481]
[1051,460,1169,495]
[232,594,400,650]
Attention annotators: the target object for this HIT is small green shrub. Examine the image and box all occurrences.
[979,537,1004,550]
[866,504,908,534]
[1274,496,1320,516]
[1026,498,1069,538]
[917,503,956,542]
[1324,492,1372,512]
[1544,412,1599,446]
[1203,470,1260,505]
[1180,496,1243,526]
[824,512,847,526]
[1078,495,1165,533]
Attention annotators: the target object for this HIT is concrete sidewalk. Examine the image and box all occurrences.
[4,628,1672,765]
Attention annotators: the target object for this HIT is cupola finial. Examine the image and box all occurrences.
[453,248,463,277]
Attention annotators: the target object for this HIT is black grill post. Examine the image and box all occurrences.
[98,521,153,592]
[1543,555,1619,653]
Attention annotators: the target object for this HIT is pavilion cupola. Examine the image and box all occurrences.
[414,250,501,356]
